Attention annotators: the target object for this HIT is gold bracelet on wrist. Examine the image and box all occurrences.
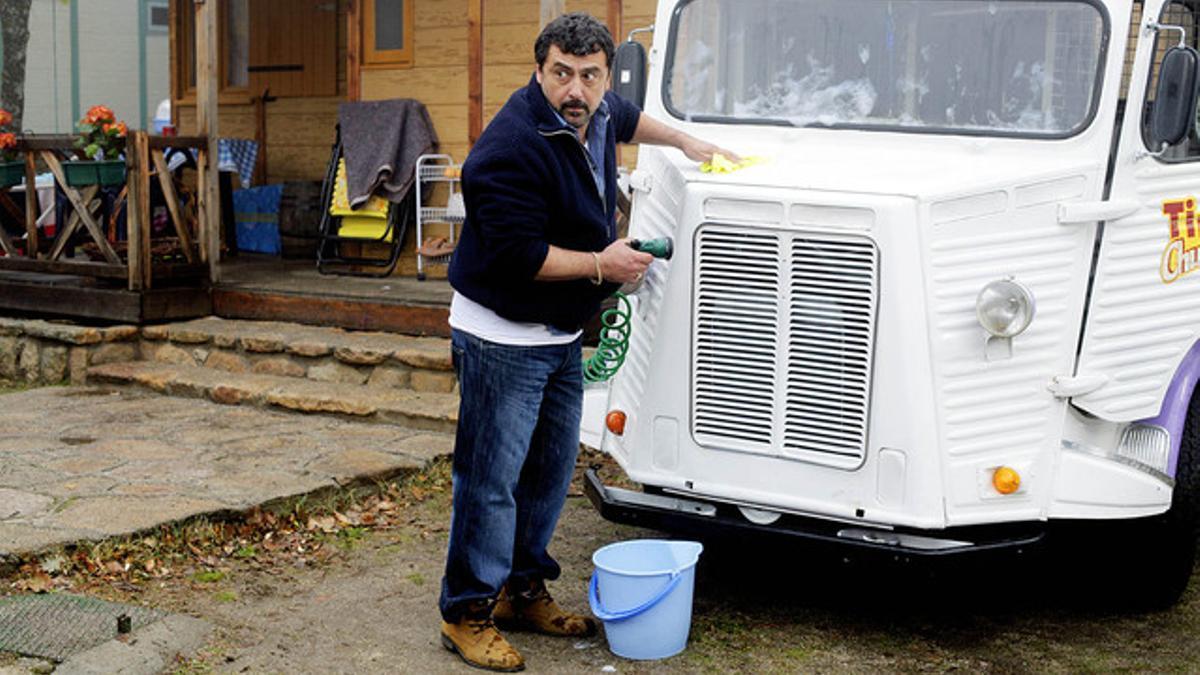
[590,252,603,286]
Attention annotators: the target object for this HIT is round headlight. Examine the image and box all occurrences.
[976,279,1035,338]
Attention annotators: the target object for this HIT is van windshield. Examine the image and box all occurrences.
[664,0,1108,136]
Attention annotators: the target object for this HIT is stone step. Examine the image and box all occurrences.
[0,385,456,565]
[88,361,459,434]
[139,316,456,395]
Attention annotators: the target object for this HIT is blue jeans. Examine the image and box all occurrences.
[439,328,584,621]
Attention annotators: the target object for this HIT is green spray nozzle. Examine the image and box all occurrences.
[628,237,674,260]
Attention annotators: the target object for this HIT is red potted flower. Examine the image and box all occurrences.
[66,104,128,187]
[0,108,22,188]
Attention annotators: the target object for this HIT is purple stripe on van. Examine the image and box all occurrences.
[1140,341,1200,478]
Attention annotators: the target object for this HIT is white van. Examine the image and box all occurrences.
[582,0,1200,607]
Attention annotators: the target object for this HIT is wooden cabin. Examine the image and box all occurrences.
[171,0,656,279]
[0,1,655,330]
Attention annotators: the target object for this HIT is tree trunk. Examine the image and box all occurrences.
[0,0,33,130]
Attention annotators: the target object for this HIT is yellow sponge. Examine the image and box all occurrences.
[699,153,766,174]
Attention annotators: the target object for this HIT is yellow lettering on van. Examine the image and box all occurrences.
[1161,198,1200,284]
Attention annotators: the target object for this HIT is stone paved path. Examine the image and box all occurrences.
[0,386,453,564]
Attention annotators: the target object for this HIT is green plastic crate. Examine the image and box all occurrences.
[0,161,24,188]
[62,159,126,187]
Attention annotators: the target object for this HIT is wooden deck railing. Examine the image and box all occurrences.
[0,132,212,291]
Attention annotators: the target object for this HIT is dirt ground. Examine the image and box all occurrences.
[6,450,1200,674]
[98,456,1200,673]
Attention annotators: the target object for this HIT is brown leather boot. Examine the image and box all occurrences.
[440,605,525,672]
[493,579,598,637]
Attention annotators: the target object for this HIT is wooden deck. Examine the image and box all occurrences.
[0,270,212,324]
[212,255,453,337]
[0,255,452,333]
[0,131,217,325]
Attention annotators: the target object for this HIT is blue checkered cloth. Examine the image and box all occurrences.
[218,138,258,187]
[166,138,259,187]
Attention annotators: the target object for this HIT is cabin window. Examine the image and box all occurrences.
[225,0,250,89]
[178,0,249,97]
[176,0,338,100]
[363,0,414,67]
[147,2,170,34]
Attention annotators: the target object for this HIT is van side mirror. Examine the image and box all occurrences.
[1150,45,1200,148]
[611,40,648,109]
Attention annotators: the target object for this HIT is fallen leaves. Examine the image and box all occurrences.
[39,556,65,574]
[13,572,53,594]
[306,515,337,534]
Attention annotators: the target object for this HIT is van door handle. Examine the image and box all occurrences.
[1057,200,1139,225]
[1047,373,1108,398]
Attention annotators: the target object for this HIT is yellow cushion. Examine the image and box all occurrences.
[330,158,389,219]
[338,216,393,242]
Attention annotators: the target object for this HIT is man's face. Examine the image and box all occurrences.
[537,45,609,130]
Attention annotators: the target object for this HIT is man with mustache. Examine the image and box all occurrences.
[440,12,734,671]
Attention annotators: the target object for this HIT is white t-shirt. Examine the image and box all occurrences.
[449,292,582,346]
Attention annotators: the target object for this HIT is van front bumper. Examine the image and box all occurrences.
[584,468,1045,559]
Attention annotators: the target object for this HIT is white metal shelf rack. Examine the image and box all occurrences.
[414,154,463,281]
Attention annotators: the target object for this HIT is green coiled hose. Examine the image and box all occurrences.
[580,238,672,384]
[583,291,632,383]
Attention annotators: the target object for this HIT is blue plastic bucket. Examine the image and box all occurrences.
[589,539,703,660]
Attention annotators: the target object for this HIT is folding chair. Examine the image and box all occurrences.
[316,125,410,277]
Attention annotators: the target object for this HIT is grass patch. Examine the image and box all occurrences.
[213,590,238,603]
[336,527,367,550]
[170,660,215,675]
[782,645,811,661]
[0,380,32,396]
[407,572,425,586]
[192,570,226,584]
[168,643,228,675]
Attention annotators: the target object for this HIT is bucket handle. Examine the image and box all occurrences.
[588,570,682,622]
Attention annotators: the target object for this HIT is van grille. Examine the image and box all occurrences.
[693,230,780,447]
[692,226,878,469]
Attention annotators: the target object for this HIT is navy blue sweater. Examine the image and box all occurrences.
[448,75,642,332]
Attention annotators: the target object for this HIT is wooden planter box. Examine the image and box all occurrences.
[63,159,126,187]
[0,161,24,188]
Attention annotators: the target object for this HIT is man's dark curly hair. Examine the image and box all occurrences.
[535,12,615,68]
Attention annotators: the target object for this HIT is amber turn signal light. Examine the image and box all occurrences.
[992,466,1021,494]
[606,410,627,435]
